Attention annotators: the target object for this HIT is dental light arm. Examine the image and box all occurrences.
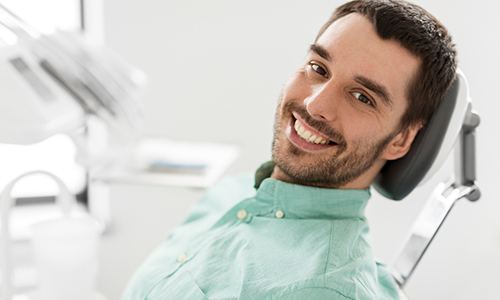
[0,3,146,146]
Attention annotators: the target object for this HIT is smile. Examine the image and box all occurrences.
[294,119,329,144]
[286,112,337,152]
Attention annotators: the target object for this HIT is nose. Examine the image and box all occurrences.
[304,82,339,122]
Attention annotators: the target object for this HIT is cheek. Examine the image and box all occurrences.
[341,115,387,145]
[282,71,311,102]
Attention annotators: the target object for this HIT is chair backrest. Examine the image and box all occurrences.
[382,71,481,289]
[374,70,471,200]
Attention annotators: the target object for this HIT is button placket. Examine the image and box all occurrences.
[176,252,188,264]
[274,209,285,219]
[236,208,253,223]
[236,209,248,220]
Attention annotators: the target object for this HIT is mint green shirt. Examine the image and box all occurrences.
[122,173,399,299]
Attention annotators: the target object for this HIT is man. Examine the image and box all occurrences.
[123,0,456,299]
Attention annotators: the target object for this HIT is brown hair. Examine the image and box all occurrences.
[316,0,457,130]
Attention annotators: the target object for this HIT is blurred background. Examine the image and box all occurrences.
[1,0,499,299]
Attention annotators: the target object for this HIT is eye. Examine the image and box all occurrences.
[307,61,328,78]
[351,91,374,107]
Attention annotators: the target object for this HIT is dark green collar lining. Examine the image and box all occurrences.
[254,160,276,189]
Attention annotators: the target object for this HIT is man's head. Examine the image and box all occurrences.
[271,0,457,189]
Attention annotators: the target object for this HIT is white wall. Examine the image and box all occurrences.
[102,1,500,299]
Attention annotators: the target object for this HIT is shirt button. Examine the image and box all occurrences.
[176,253,188,263]
[236,209,248,220]
[275,209,285,219]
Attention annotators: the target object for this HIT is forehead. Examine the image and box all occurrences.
[316,13,420,111]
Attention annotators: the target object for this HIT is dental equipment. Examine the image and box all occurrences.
[373,70,480,294]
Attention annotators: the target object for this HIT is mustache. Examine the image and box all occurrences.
[283,101,346,146]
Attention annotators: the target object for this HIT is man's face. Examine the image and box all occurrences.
[271,13,421,189]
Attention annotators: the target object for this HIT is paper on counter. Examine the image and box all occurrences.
[92,138,239,188]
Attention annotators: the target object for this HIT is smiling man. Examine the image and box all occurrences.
[272,12,422,190]
[123,1,456,299]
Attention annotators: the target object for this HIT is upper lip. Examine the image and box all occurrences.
[291,112,336,144]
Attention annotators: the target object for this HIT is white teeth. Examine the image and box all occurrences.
[294,119,329,145]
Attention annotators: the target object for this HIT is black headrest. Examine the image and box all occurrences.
[373,77,459,200]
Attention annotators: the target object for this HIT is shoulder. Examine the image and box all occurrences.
[199,174,255,209]
[205,174,255,198]
[181,174,255,224]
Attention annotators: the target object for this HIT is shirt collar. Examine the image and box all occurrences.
[253,161,370,219]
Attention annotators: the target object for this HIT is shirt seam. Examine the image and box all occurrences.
[323,221,335,275]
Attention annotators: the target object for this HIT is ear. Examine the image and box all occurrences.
[382,122,423,161]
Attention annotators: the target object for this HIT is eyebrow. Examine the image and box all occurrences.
[309,44,331,61]
[354,76,393,108]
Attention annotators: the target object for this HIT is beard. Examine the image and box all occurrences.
[271,100,396,188]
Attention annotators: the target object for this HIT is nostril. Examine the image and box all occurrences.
[306,106,328,121]
[305,98,336,122]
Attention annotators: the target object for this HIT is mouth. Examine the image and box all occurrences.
[285,112,338,152]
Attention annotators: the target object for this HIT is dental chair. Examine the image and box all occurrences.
[373,70,480,298]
